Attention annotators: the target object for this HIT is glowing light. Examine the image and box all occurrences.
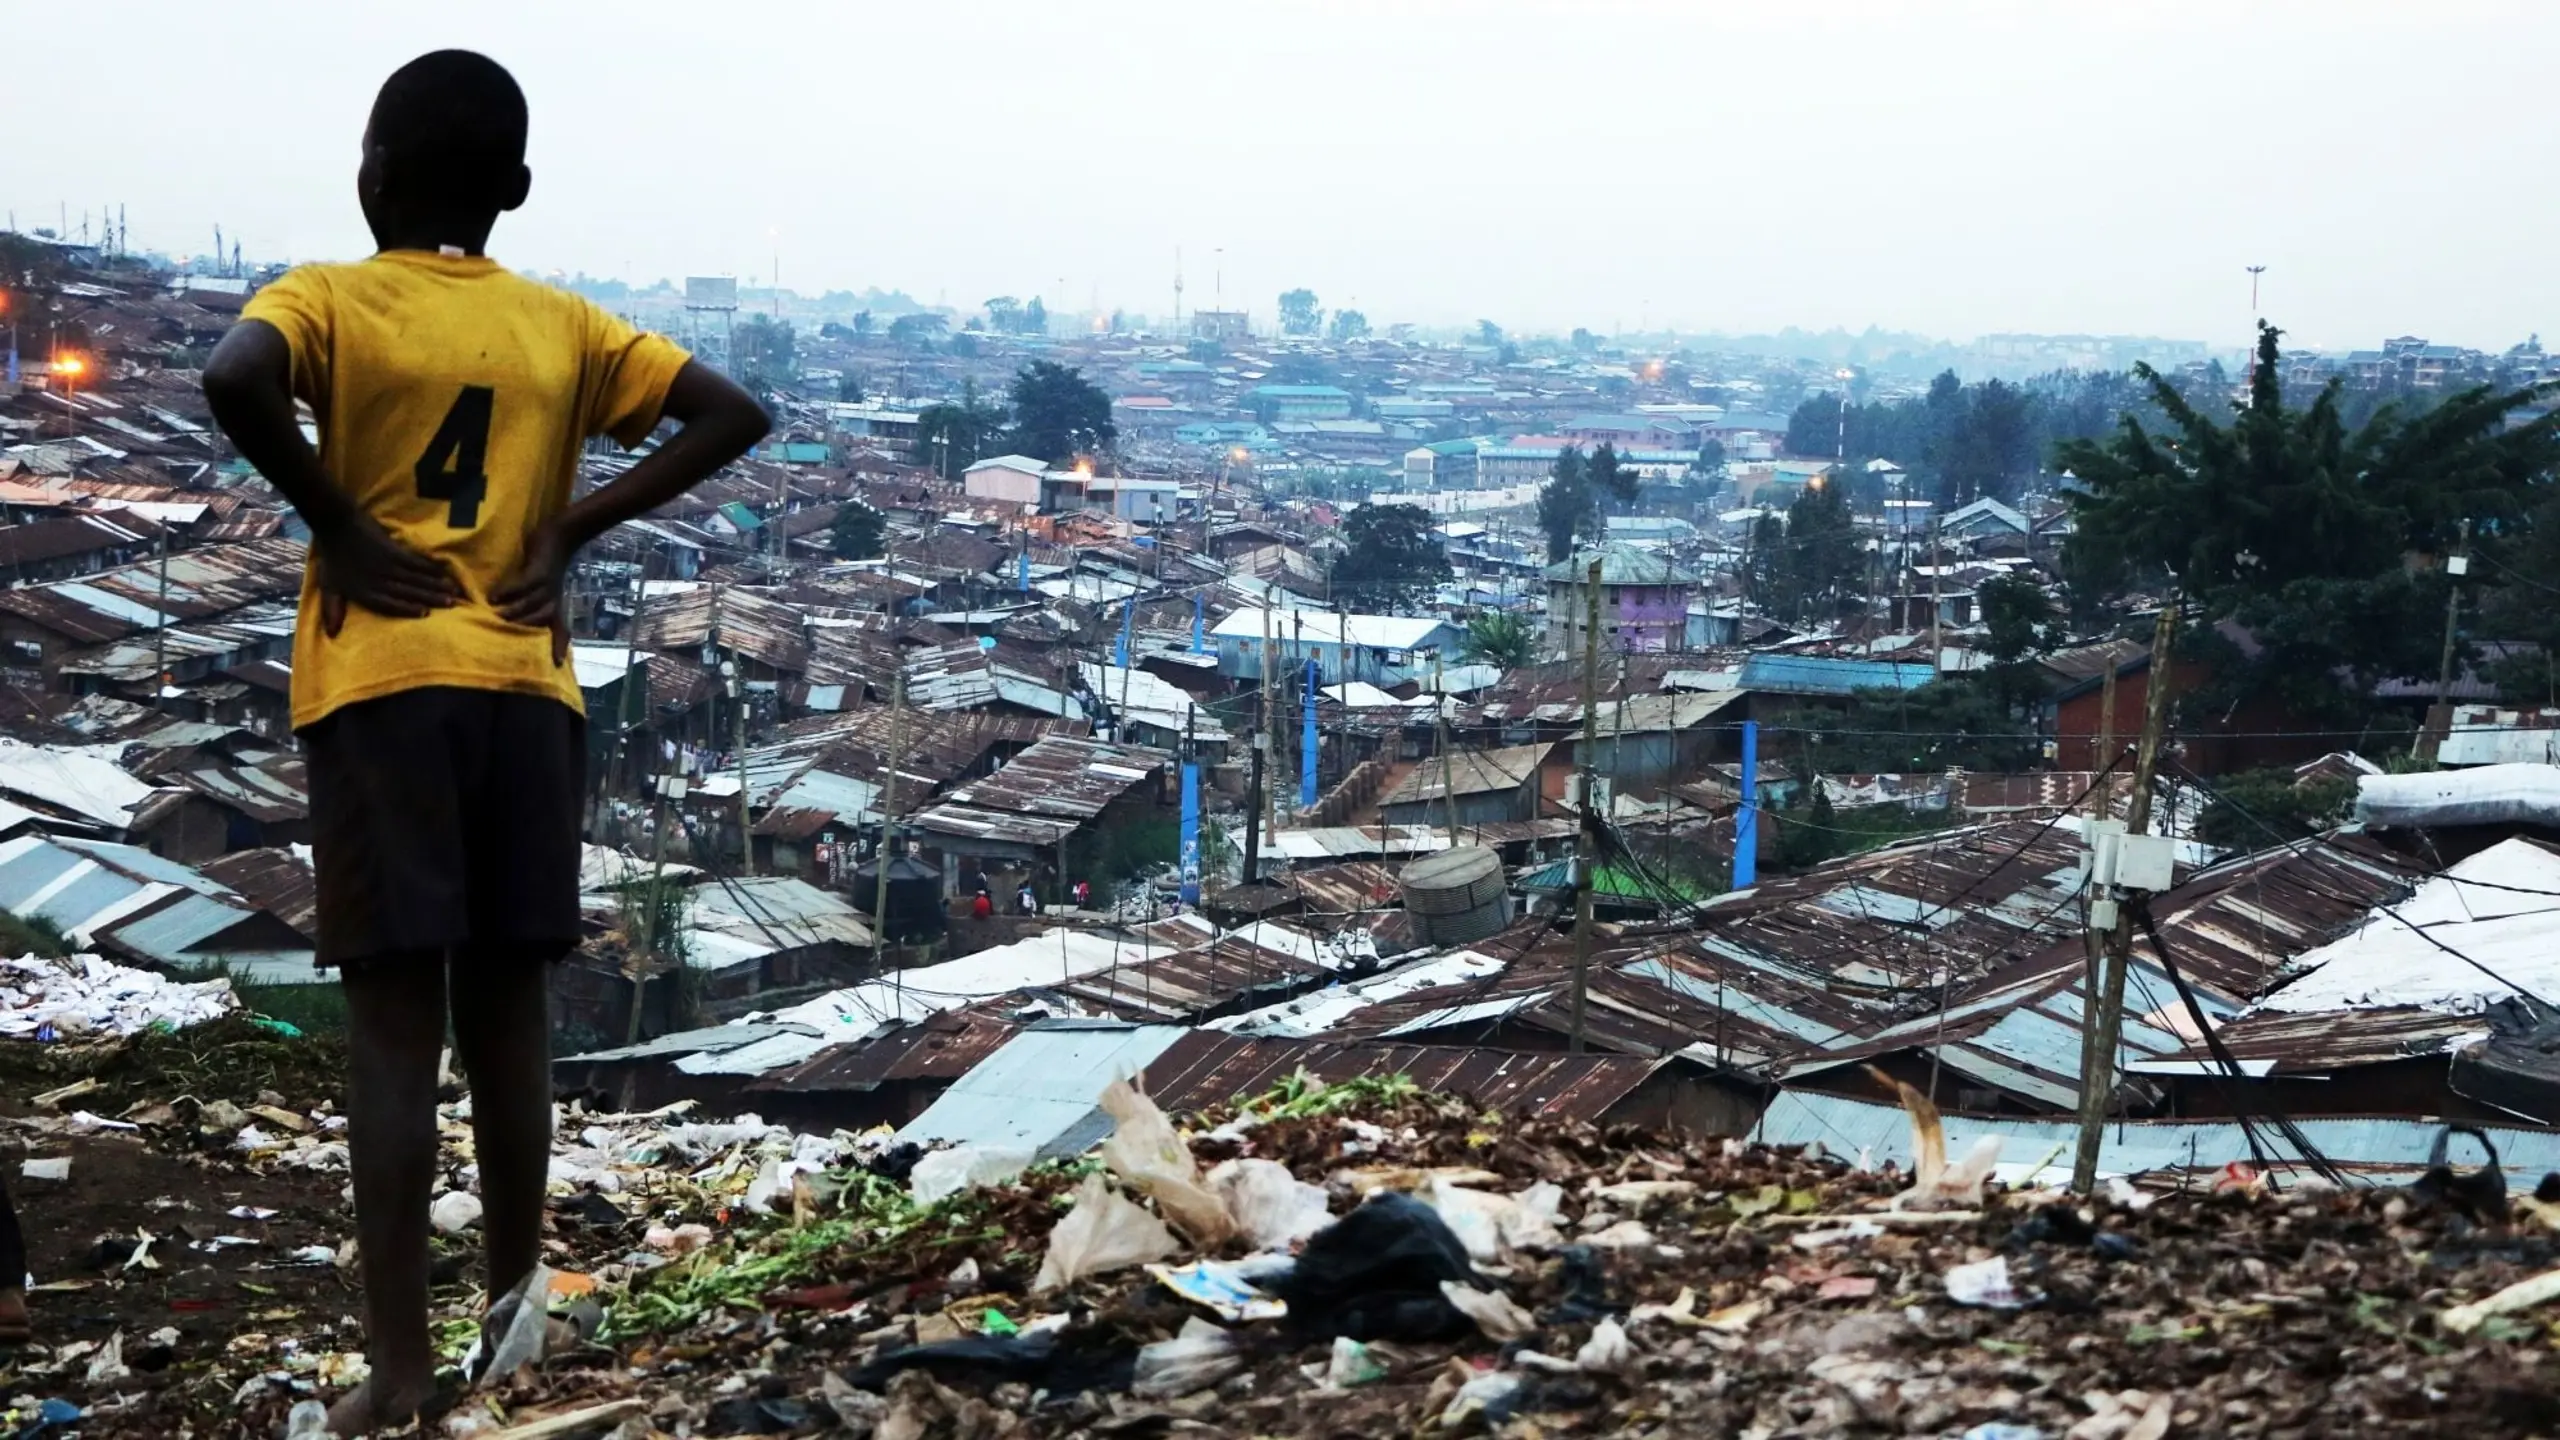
[1073,459,1095,478]
[50,356,85,379]
[1229,447,1249,462]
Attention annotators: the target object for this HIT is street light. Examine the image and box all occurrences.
[51,354,86,438]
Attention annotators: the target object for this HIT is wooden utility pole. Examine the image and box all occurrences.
[2071,602,2179,1192]
[630,775,678,1046]
[1261,606,1279,848]
[2093,661,2118,822]
[732,664,755,876]
[2426,519,2472,754]
[1570,558,1601,1054]
[872,669,907,967]
[1925,516,1943,674]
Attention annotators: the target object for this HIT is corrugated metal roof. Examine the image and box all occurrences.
[1141,1032,1665,1122]
[2133,1006,2489,1075]
[894,1021,1189,1157]
[748,1010,1022,1093]
[1380,742,1548,806]
[1737,653,1935,696]
[1755,1089,2560,1181]
[912,734,1166,847]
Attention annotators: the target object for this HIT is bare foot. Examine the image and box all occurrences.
[324,1373,435,1436]
[0,1287,27,1346]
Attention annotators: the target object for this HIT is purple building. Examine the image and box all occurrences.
[1544,544,1699,658]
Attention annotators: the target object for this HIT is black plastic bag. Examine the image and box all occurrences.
[847,1328,1136,1398]
[1271,1192,1484,1342]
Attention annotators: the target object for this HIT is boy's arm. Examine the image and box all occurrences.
[202,319,463,621]
[491,361,769,634]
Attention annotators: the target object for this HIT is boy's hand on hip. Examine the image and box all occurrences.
[492,522,574,665]
[314,512,463,633]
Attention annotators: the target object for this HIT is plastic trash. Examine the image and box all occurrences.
[283,1400,329,1438]
[429,1191,484,1234]
[1962,1426,2048,1440]
[1944,1255,2031,1309]
[1575,1316,1633,1374]
[1869,1066,1999,1211]
[462,1263,555,1385]
[1544,1244,1612,1322]
[1033,1173,1179,1293]
[1098,1079,1232,1249]
[1324,1335,1385,1387]
[1423,1178,1512,1264]
[979,1308,1019,1337]
[82,1331,128,1383]
[846,1330,1137,1395]
[1131,1326,1244,1398]
[1208,1157,1331,1250]
[1270,1192,1482,1342]
[20,1157,69,1181]
[820,1371,889,1434]
[1441,1281,1537,1341]
[1441,1372,1523,1428]
[2442,1262,2560,1334]
[1148,1258,1289,1322]
[908,1145,1035,1206]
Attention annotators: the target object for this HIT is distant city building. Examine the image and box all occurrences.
[1402,438,1481,492]
[1191,310,1251,343]
[961,454,1047,506]
[1544,544,1700,657]
[1248,385,1355,423]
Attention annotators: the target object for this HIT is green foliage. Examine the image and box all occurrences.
[1977,572,2059,707]
[1008,360,1115,464]
[917,380,1006,480]
[1791,678,2042,774]
[1331,503,1449,612]
[1537,447,1599,563]
[1234,1070,1419,1120]
[1693,437,1727,475]
[1461,610,1539,669]
[733,315,797,396]
[1586,442,1637,511]
[886,312,948,349]
[2058,321,2560,727]
[833,372,865,403]
[1570,327,1599,355]
[2194,766,2357,849]
[1476,319,1504,347]
[1771,479,1862,622]
[0,911,69,958]
[1278,288,1322,336]
[1327,309,1370,342]
[1086,817,1178,886]
[832,501,885,560]
[851,310,874,336]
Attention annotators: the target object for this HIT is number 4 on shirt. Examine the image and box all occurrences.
[415,385,494,528]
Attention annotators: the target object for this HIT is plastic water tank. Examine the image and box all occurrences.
[1398,845,1510,946]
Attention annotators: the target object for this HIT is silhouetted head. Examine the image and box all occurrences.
[358,50,531,250]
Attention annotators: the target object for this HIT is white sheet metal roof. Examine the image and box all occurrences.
[1210,947,1510,1038]
[0,741,159,829]
[895,1021,1189,1158]
[1209,608,1452,651]
[2256,837,2560,1015]
[762,927,1173,1042]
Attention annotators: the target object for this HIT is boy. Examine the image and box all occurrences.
[203,50,767,1434]
[0,1176,24,1347]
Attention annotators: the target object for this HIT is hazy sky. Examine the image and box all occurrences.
[14,2,2556,351]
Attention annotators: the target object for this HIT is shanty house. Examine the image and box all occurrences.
[1376,741,1555,831]
[1210,608,1461,688]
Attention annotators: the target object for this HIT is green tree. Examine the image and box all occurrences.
[734,314,797,395]
[851,310,874,336]
[982,296,1022,333]
[1327,309,1370,342]
[1460,610,1538,669]
[1023,296,1048,336]
[1476,319,1504,347]
[1007,360,1116,464]
[1278,288,1322,336]
[1330,503,1448,612]
[1570,327,1599,355]
[1536,447,1598,563]
[1976,571,2058,709]
[834,373,865,402]
[1692,437,1727,475]
[832,500,886,560]
[886,312,948,349]
[1793,680,2041,774]
[2194,766,2356,848]
[2058,320,2560,725]
[1587,442,1637,511]
[1775,479,1861,621]
[916,380,1006,479]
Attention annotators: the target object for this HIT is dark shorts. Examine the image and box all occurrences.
[303,687,584,966]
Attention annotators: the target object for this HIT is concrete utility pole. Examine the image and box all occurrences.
[1435,652,1458,846]
[1926,516,1943,674]
[1261,605,1279,849]
[2433,519,2473,715]
[2071,602,2179,1193]
[150,524,171,710]
[1570,558,1602,1054]
[731,663,754,876]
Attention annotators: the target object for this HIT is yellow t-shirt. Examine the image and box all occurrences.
[241,251,689,730]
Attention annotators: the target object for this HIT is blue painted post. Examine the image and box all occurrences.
[1299,658,1319,811]
[1016,547,1030,592]
[1115,598,1133,669]
[1191,591,1205,653]
[1732,720,1759,888]
[1179,759,1201,906]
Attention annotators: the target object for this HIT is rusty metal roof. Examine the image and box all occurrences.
[1380,742,1552,806]
[912,734,1168,847]
[197,846,317,941]
[0,536,304,642]
[1049,920,1355,1023]
[1139,1031,1665,1123]
[746,1009,1022,1093]
[2131,834,2423,1002]
[2141,1006,2489,1075]
[629,585,811,673]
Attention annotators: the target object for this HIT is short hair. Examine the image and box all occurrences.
[368,50,527,213]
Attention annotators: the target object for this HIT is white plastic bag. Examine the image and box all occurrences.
[429,1191,484,1234]
[1099,1079,1232,1248]
[461,1263,555,1385]
[1209,1157,1331,1250]
[908,1145,1034,1206]
[1131,1326,1244,1398]
[1440,1281,1536,1341]
[1575,1317,1634,1374]
[1033,1174,1179,1293]
[1871,1067,2000,1211]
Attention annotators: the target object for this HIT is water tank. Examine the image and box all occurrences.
[1398,845,1510,947]
[848,853,947,945]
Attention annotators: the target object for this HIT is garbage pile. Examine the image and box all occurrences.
[0,953,237,1042]
[25,1067,2560,1438]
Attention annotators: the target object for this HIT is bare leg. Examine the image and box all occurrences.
[330,956,448,1435]
[449,950,554,1307]
[0,1170,26,1345]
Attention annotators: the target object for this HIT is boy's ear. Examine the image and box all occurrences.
[499,164,531,214]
